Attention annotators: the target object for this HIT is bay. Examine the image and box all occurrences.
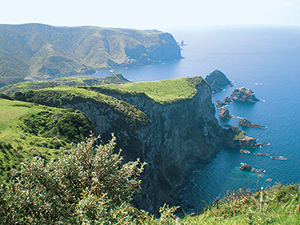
[92,25,300,211]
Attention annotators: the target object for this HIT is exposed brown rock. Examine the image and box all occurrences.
[254,152,270,156]
[270,156,288,160]
[240,149,250,154]
[219,106,232,119]
[238,118,265,129]
[239,163,265,173]
[230,87,259,102]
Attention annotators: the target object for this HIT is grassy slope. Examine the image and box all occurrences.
[0,98,95,181]
[21,86,149,126]
[95,76,204,104]
[179,184,300,224]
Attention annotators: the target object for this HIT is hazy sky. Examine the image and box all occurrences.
[1,0,300,30]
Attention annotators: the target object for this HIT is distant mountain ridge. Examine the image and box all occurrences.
[0,23,182,86]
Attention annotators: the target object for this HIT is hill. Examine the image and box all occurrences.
[0,98,96,181]
[0,23,182,86]
[0,73,130,96]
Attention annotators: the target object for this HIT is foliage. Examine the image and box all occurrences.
[179,184,300,224]
[0,134,147,224]
[13,87,150,129]
[21,108,95,143]
[0,98,95,181]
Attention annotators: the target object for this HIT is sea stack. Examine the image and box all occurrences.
[230,87,259,102]
[219,106,232,119]
[205,70,232,93]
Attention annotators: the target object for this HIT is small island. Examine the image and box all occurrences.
[239,163,265,173]
[219,106,232,119]
[238,118,266,129]
[205,70,232,93]
[230,87,260,102]
[216,97,232,107]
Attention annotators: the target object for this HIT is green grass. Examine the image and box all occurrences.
[178,184,300,224]
[0,73,130,96]
[98,76,204,104]
[0,98,95,181]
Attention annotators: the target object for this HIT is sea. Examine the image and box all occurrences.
[91,25,300,211]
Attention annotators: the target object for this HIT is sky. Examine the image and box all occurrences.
[1,0,300,31]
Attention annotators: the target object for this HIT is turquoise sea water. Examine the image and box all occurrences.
[92,25,300,211]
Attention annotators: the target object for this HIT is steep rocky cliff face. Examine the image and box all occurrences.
[88,82,224,212]
[18,81,226,213]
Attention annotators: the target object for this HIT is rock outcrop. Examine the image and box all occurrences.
[238,118,265,129]
[234,136,259,148]
[205,70,232,93]
[216,97,232,107]
[219,106,232,119]
[254,152,270,156]
[230,87,259,102]
[239,163,265,173]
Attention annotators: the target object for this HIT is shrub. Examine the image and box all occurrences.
[0,134,146,224]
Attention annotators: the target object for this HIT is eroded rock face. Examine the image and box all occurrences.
[98,82,224,212]
[238,118,265,129]
[219,106,232,119]
[205,70,232,93]
[230,87,259,102]
[239,163,264,173]
[234,136,259,148]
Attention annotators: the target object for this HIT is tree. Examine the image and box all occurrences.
[0,134,146,224]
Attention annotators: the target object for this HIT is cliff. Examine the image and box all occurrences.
[12,77,227,213]
[90,80,224,212]
[10,76,253,213]
[0,23,182,86]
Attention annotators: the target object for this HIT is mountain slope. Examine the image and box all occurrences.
[0,23,182,86]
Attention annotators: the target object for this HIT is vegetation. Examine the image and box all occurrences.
[180,183,300,224]
[0,73,130,96]
[1,133,299,224]
[0,134,147,224]
[13,86,150,129]
[0,98,95,181]
[92,76,204,104]
[0,23,181,86]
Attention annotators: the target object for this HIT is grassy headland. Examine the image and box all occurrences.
[0,98,95,181]
[91,76,204,104]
